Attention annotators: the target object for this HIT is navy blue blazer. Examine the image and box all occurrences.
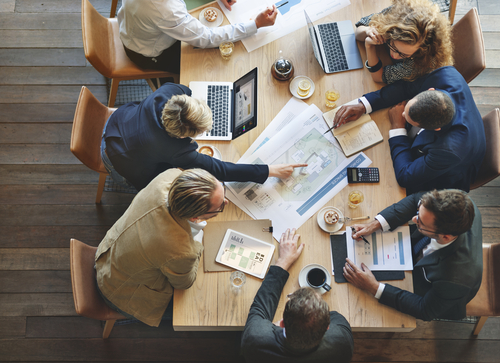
[103,83,268,190]
[364,66,486,195]
[378,192,483,321]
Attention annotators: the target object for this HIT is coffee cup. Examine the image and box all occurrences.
[198,145,215,157]
[306,267,331,291]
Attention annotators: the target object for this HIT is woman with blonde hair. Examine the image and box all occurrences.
[355,0,453,84]
[101,83,304,191]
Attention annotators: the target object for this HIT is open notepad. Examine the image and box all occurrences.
[323,108,383,157]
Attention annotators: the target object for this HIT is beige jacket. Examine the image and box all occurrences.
[95,169,203,327]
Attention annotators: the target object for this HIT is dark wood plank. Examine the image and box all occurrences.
[0,293,76,317]
[482,228,500,244]
[0,185,135,205]
[0,225,110,248]
[477,206,500,227]
[470,69,500,88]
[0,13,81,30]
[0,30,82,48]
[0,248,69,270]
[471,87,500,105]
[476,104,500,117]
[0,123,73,143]
[0,67,105,85]
[0,86,107,104]
[0,317,26,338]
[0,49,86,67]
[0,271,71,292]
[0,104,78,123]
[0,205,127,226]
[0,144,78,164]
[469,187,500,206]
[0,165,99,184]
[15,0,116,13]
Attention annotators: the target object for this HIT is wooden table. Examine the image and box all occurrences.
[173,0,416,332]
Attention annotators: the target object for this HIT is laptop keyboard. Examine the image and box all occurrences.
[317,23,349,72]
[206,85,229,137]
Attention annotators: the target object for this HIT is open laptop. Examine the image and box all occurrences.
[305,10,363,74]
[190,67,258,141]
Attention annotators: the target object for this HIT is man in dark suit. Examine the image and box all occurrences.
[241,229,354,362]
[343,189,482,321]
[332,66,485,195]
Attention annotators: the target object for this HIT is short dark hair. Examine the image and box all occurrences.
[420,189,475,236]
[408,90,455,129]
[283,287,330,351]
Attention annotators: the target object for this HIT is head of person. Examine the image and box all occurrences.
[403,90,455,130]
[413,189,475,242]
[370,0,453,80]
[282,287,330,351]
[162,95,213,138]
[168,169,228,222]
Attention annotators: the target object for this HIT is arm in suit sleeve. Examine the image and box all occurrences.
[378,192,425,230]
[160,245,203,290]
[364,76,426,112]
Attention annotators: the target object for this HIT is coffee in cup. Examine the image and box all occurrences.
[324,209,339,225]
[199,145,214,157]
[306,267,331,291]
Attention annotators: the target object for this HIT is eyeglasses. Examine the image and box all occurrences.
[386,40,412,59]
[415,200,439,235]
[201,182,227,219]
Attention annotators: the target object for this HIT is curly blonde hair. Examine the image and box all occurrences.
[370,0,453,81]
[161,95,213,138]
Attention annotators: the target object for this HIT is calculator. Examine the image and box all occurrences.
[347,167,380,183]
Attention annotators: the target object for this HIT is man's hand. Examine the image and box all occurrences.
[220,0,236,10]
[332,103,366,129]
[255,5,277,28]
[275,228,304,271]
[351,220,382,240]
[343,258,379,296]
[388,101,408,130]
[268,164,308,179]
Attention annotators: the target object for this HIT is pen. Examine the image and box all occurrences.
[351,227,370,245]
[276,1,288,9]
[323,125,336,134]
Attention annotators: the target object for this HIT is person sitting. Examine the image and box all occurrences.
[332,66,485,195]
[241,229,354,362]
[117,0,277,73]
[344,189,483,321]
[95,168,227,327]
[355,0,453,84]
[101,82,305,191]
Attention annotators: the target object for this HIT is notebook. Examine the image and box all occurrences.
[190,67,258,141]
[304,10,363,74]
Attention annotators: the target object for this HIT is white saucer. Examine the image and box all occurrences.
[289,76,315,100]
[298,263,332,295]
[197,145,222,160]
[317,207,344,233]
[198,7,224,28]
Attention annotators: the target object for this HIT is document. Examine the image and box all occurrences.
[346,226,413,271]
[217,0,351,52]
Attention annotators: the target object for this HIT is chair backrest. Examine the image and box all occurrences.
[471,109,500,190]
[451,8,485,83]
[71,86,115,173]
[487,243,500,315]
[81,0,114,77]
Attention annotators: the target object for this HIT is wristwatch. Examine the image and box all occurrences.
[365,59,382,73]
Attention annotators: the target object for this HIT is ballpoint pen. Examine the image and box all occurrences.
[276,1,288,9]
[351,227,370,245]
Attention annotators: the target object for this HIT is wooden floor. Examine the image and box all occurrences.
[0,0,499,361]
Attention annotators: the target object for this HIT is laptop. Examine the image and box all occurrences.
[190,67,258,141]
[304,10,363,74]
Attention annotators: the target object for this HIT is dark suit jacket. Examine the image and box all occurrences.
[378,192,483,321]
[104,83,268,190]
[241,266,354,362]
[364,66,485,195]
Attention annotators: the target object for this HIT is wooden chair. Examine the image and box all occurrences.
[70,238,126,338]
[466,243,500,335]
[470,109,500,190]
[110,0,118,18]
[448,0,457,24]
[81,0,179,107]
[71,86,115,204]
[451,8,486,84]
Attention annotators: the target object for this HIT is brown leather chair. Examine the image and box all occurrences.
[70,238,126,338]
[471,109,500,190]
[466,243,500,335]
[81,0,179,107]
[451,8,486,84]
[71,86,115,204]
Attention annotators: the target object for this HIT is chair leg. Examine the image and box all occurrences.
[109,0,118,18]
[108,79,120,108]
[472,316,488,336]
[448,0,457,24]
[146,79,158,92]
[96,173,107,204]
[103,319,117,339]
[172,74,180,84]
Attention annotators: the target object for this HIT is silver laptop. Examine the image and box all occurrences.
[305,10,363,74]
[190,67,258,141]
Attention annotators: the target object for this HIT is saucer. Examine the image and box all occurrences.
[198,7,224,28]
[197,145,222,160]
[317,207,344,233]
[298,263,332,295]
[289,76,315,100]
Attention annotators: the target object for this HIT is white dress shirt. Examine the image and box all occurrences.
[117,0,258,57]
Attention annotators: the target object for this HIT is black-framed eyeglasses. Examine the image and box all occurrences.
[204,182,227,217]
[416,200,439,235]
[386,40,412,59]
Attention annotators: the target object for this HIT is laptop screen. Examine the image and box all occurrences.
[232,67,258,139]
[304,10,324,71]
